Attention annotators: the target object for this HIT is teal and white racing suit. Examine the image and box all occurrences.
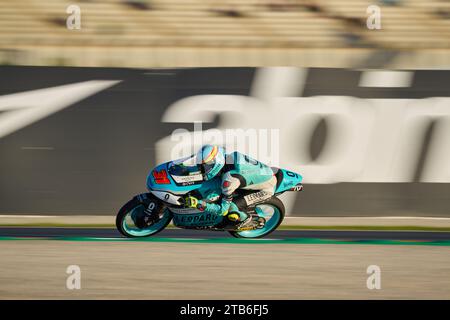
[195,151,277,223]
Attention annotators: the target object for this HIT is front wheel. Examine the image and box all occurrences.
[116,194,172,238]
[229,197,285,238]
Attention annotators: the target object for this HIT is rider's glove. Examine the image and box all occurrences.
[183,196,199,209]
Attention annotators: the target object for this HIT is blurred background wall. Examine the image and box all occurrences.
[1,66,449,216]
[0,0,449,217]
[0,0,448,68]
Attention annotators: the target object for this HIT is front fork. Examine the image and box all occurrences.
[135,193,166,225]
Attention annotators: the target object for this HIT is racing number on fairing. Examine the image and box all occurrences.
[286,170,299,178]
[146,202,156,213]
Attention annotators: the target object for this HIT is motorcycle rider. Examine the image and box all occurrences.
[182,144,277,228]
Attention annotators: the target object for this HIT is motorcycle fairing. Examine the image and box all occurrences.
[273,168,303,194]
[146,160,303,229]
[146,161,204,194]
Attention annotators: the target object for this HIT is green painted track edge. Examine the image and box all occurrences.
[0,236,449,246]
[3,224,450,232]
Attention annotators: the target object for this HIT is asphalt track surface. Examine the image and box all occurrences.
[1,228,450,299]
[1,227,450,241]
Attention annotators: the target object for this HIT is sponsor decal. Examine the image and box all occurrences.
[243,190,272,206]
[158,91,450,183]
[171,174,203,184]
[172,212,218,226]
[290,185,303,192]
[169,207,202,214]
[153,169,170,184]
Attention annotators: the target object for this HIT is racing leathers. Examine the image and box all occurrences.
[185,151,277,224]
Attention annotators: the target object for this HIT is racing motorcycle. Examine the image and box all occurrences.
[116,155,303,238]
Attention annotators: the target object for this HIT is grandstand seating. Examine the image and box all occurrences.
[0,0,448,67]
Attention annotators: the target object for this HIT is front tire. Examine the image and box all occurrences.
[116,194,172,238]
[229,197,285,238]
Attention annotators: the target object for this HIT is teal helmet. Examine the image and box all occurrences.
[196,145,225,180]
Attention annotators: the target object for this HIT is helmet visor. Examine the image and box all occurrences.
[202,161,216,176]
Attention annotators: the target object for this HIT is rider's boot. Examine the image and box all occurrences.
[223,203,254,229]
[226,211,252,227]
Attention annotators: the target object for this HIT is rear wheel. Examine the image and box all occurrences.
[116,194,172,238]
[229,197,285,238]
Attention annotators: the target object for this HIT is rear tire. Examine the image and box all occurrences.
[229,197,285,238]
[116,194,172,238]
